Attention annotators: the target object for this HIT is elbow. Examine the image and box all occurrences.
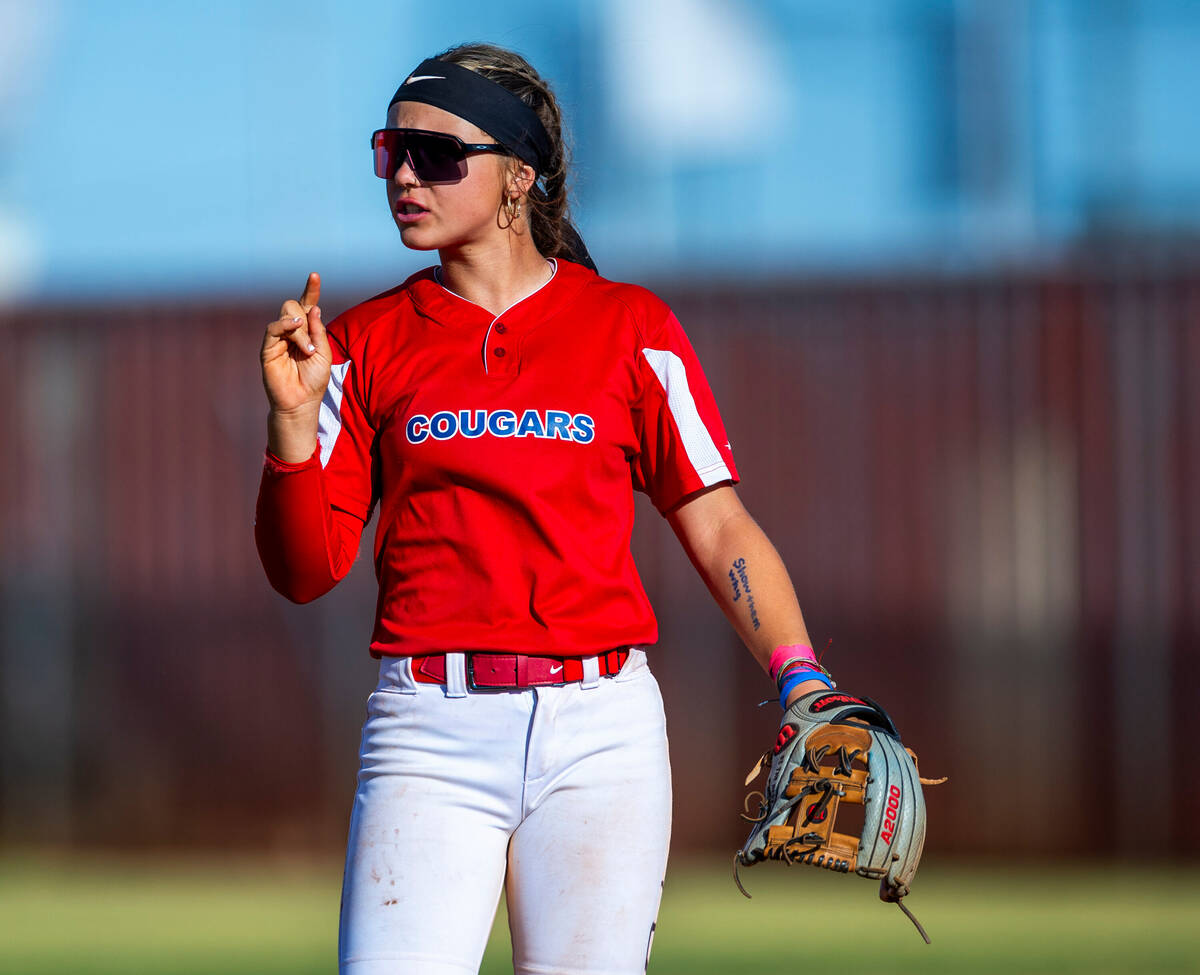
[267,572,334,605]
[254,525,342,604]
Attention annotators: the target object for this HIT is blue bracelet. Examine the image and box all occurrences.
[779,668,835,707]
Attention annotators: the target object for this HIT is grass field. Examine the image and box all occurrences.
[1,855,1197,973]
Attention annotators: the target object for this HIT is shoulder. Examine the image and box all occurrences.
[323,267,435,358]
[567,264,676,344]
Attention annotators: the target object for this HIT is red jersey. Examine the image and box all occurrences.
[255,258,738,657]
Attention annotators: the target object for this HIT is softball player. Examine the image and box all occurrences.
[255,43,829,975]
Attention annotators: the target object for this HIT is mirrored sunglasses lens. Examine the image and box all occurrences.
[406,134,465,181]
[373,131,467,181]
[373,131,411,179]
[373,133,394,178]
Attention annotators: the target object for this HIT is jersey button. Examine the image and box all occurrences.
[494,322,508,334]
[494,347,507,358]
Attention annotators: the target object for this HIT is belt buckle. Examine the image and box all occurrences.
[465,653,513,691]
[466,653,482,691]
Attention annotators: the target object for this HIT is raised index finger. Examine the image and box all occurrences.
[300,272,321,310]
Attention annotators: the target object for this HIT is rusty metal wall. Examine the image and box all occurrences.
[1,266,1196,856]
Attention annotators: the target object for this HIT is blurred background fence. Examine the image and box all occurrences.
[3,259,1195,858]
[2,0,1199,895]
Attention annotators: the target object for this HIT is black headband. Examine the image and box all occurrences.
[389,58,553,174]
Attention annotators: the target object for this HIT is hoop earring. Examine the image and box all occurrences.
[504,196,522,223]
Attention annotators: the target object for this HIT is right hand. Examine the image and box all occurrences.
[261,272,330,414]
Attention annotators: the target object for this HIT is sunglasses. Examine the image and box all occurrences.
[371,128,511,183]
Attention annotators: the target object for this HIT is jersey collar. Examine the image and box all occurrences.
[407,257,595,329]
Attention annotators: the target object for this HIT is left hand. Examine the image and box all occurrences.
[735,688,944,943]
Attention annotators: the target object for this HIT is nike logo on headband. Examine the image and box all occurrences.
[405,75,445,84]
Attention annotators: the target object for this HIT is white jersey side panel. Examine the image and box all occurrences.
[640,347,732,486]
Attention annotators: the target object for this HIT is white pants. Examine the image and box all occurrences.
[338,649,672,975]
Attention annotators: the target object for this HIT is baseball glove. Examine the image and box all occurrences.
[735,690,945,942]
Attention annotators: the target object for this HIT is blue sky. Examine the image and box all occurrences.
[3,0,1198,302]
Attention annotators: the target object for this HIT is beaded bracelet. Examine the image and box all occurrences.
[778,657,834,682]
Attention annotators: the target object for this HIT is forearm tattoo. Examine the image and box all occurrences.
[728,557,761,631]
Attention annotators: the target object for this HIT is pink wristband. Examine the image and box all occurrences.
[768,643,816,683]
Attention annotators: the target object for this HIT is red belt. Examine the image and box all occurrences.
[411,649,631,689]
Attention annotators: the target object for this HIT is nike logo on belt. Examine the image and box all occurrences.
[549,664,563,674]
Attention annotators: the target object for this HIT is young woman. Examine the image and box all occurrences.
[255,42,831,975]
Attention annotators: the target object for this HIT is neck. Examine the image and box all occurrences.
[437,236,554,317]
